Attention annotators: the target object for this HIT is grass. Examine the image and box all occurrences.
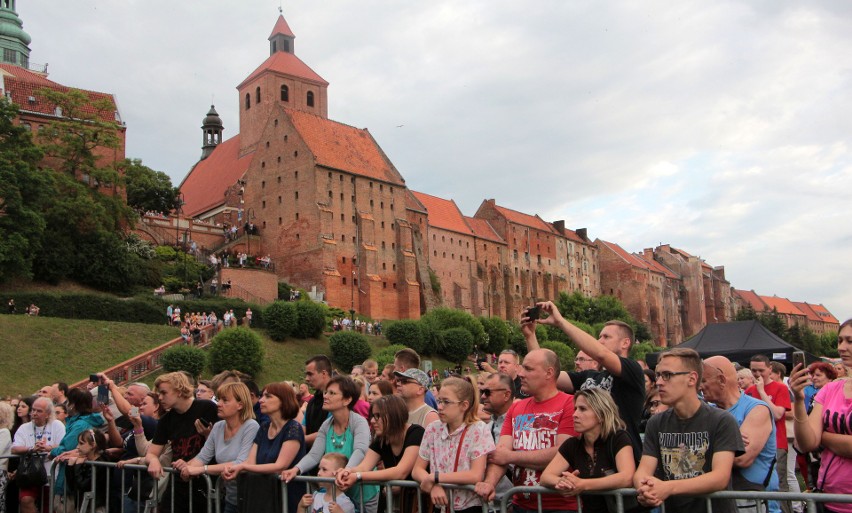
[0,315,180,397]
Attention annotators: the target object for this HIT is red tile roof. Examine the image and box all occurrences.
[809,304,839,324]
[759,295,806,317]
[404,189,427,213]
[288,109,405,185]
[238,51,328,89]
[411,191,473,236]
[0,63,119,123]
[635,253,679,279]
[179,135,253,217]
[598,240,651,271]
[559,226,584,243]
[269,15,295,38]
[465,217,505,244]
[792,302,822,323]
[734,289,768,312]
[493,204,555,233]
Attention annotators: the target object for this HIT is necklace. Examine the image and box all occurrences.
[329,428,347,450]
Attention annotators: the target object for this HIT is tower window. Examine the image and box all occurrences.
[256,87,261,103]
[307,91,315,107]
[280,84,289,102]
[245,93,250,110]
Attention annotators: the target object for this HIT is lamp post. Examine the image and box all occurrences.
[246,207,256,260]
[349,267,356,324]
[174,194,184,249]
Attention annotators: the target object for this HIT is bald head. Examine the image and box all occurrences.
[704,356,737,382]
[701,356,740,408]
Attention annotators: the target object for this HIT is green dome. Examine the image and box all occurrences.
[0,9,31,46]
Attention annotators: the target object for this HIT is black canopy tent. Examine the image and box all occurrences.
[645,320,818,369]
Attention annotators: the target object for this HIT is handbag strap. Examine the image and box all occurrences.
[452,425,470,472]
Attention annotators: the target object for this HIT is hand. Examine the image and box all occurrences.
[555,470,584,496]
[789,363,811,400]
[336,469,356,490]
[171,459,187,472]
[101,406,115,424]
[475,481,496,502]
[754,376,765,393]
[300,494,313,508]
[328,502,344,513]
[180,466,192,480]
[419,472,435,493]
[223,463,243,481]
[430,485,448,506]
[535,301,565,327]
[194,419,213,438]
[487,445,514,466]
[741,433,750,449]
[148,457,164,479]
[98,373,114,388]
[281,468,299,482]
[129,414,143,430]
[636,477,670,506]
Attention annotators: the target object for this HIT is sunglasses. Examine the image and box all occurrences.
[480,388,510,397]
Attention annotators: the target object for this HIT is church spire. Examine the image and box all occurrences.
[200,105,224,160]
[268,15,295,55]
[0,0,32,69]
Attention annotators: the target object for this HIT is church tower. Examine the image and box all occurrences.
[236,13,329,155]
[0,0,31,69]
[200,105,224,160]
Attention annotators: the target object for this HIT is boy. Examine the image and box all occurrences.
[300,453,355,513]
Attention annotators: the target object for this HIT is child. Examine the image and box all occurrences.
[412,377,495,513]
[300,453,355,513]
[362,360,379,384]
[60,429,109,513]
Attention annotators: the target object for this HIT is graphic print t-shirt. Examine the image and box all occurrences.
[152,399,218,461]
[642,402,743,513]
[501,391,577,511]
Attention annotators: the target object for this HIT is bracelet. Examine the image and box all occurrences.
[356,472,362,482]
[133,429,144,435]
[794,416,809,423]
[434,471,440,484]
[203,464,208,474]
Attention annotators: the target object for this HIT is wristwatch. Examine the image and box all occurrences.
[356,472,362,481]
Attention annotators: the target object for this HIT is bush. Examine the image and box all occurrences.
[0,292,164,323]
[384,320,424,354]
[375,344,408,369]
[208,327,264,377]
[293,301,327,339]
[441,327,475,364]
[507,322,528,357]
[264,301,297,341]
[160,345,206,377]
[329,331,372,373]
[420,308,486,357]
[541,341,575,372]
[478,317,509,355]
[630,341,664,363]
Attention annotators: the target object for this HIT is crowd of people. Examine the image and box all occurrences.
[332,318,383,336]
[1,302,850,513]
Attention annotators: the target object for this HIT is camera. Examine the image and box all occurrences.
[526,305,541,320]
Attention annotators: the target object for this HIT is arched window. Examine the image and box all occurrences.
[306,91,315,107]
[245,93,250,110]
[256,87,261,103]
[280,84,289,102]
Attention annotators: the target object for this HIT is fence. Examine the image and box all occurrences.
[2,457,848,513]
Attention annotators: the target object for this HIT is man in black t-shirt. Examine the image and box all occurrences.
[302,355,332,447]
[523,301,646,461]
[144,372,218,513]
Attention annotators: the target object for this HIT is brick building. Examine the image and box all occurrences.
[732,289,839,335]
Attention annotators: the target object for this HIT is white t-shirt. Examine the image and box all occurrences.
[12,420,66,474]
[0,428,11,471]
[309,491,355,513]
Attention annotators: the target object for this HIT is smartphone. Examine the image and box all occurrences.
[200,418,212,428]
[793,351,806,369]
[526,305,541,321]
[97,384,109,405]
[130,407,139,417]
[89,374,99,383]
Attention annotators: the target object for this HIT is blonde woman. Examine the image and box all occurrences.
[0,402,15,513]
[413,377,495,513]
[541,388,636,513]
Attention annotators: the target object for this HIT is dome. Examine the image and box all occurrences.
[202,105,223,128]
[0,10,31,46]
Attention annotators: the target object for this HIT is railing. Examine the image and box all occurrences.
[68,323,215,390]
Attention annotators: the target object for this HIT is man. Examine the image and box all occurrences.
[393,348,438,409]
[573,350,600,371]
[167,304,174,325]
[350,365,364,378]
[701,356,779,513]
[634,348,743,513]
[11,397,65,513]
[144,372,218,513]
[244,380,270,425]
[747,354,792,513]
[481,349,528,398]
[393,368,438,427]
[525,301,646,461]
[480,373,515,444]
[477,349,577,513]
[302,355,333,446]
[50,382,69,407]
[37,385,52,399]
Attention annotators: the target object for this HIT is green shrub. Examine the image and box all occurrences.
[329,331,372,373]
[630,341,664,363]
[264,301,297,341]
[384,320,424,354]
[155,245,177,260]
[441,327,474,364]
[293,301,327,339]
[420,308,486,356]
[208,327,264,377]
[0,292,164,323]
[375,344,407,369]
[541,341,575,372]
[507,322,529,357]
[160,345,206,376]
[478,316,509,354]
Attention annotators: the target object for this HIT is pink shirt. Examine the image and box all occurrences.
[814,379,852,512]
[419,420,495,511]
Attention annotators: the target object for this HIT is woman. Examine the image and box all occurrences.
[367,381,393,404]
[0,402,14,513]
[53,405,67,425]
[222,382,305,513]
[541,388,636,513]
[791,319,852,513]
[336,395,424,512]
[13,397,34,435]
[50,388,105,500]
[172,382,259,513]
[737,368,755,391]
[281,376,379,513]
[799,362,838,489]
[115,391,165,513]
[833,362,847,380]
[412,377,494,513]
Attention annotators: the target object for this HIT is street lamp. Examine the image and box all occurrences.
[246,207,256,259]
[175,194,184,248]
[349,267,356,324]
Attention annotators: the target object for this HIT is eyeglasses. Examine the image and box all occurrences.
[436,399,462,407]
[649,400,661,407]
[369,413,382,421]
[575,357,594,363]
[655,371,691,381]
[480,388,510,397]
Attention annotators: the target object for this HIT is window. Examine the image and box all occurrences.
[262,221,266,229]
[262,200,266,209]
[274,119,278,126]
[277,176,281,183]
[278,196,282,204]
[295,213,299,220]
[256,87,261,103]
[343,277,347,285]
[278,217,282,225]
[295,191,299,199]
[382,263,386,270]
[342,257,347,264]
[280,84,289,102]
[307,91,315,107]
[245,93,250,109]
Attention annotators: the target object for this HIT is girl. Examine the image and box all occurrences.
[541,388,636,513]
[366,381,393,404]
[59,429,109,513]
[13,397,33,435]
[412,377,494,513]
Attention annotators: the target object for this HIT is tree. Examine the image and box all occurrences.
[0,99,50,282]
[208,328,264,377]
[329,332,372,373]
[122,158,180,213]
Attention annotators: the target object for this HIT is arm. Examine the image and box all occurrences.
[143,443,165,478]
[790,364,824,453]
[754,379,785,420]
[537,301,624,376]
[346,413,370,467]
[550,446,635,495]
[101,374,132,416]
[489,432,569,471]
[11,427,31,455]
[734,404,772,468]
[633,455,658,490]
[423,410,439,426]
[101,407,124,449]
[649,451,735,500]
[437,453,488,485]
[540,450,571,488]
[295,420,328,474]
[232,440,302,475]
[820,432,852,458]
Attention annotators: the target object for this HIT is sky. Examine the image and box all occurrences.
[17,1,852,319]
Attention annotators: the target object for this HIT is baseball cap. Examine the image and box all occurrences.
[393,368,429,388]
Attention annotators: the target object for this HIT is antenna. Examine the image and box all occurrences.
[278,1,283,14]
